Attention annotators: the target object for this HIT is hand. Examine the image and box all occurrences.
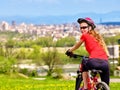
[65,49,73,57]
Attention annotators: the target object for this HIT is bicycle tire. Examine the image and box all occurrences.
[75,76,83,90]
[96,82,110,90]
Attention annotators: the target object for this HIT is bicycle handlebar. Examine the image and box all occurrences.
[72,54,89,59]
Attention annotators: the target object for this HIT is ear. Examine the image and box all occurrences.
[88,26,92,30]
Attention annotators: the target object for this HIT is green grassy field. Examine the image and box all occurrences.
[0,74,120,90]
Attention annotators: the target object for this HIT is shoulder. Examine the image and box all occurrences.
[81,33,90,37]
[80,33,89,41]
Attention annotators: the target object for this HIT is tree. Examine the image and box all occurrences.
[35,37,53,47]
[4,39,15,57]
[56,36,76,47]
[30,45,43,65]
[41,47,63,76]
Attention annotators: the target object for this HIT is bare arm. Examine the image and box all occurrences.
[69,40,83,52]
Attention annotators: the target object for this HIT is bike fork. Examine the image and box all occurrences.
[75,74,83,90]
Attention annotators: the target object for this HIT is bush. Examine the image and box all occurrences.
[52,66,63,79]
[109,65,117,76]
[19,68,38,77]
[0,56,17,74]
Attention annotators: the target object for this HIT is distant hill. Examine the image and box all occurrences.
[100,22,120,25]
[0,11,120,25]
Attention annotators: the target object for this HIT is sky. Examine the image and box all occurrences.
[0,0,120,17]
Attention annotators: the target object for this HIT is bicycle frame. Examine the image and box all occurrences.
[76,65,101,90]
[72,54,103,90]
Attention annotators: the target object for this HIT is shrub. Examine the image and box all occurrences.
[0,56,17,74]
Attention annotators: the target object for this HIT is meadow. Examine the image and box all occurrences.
[0,74,120,90]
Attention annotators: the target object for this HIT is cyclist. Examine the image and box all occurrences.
[66,17,110,90]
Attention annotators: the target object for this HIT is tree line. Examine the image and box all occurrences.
[0,31,120,77]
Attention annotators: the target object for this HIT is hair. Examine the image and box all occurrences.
[88,30,109,56]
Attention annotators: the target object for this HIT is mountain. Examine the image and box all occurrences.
[100,22,120,25]
[0,11,120,25]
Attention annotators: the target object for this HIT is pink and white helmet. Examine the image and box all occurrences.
[77,17,96,29]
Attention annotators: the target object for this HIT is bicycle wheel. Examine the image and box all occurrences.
[75,76,83,90]
[96,82,110,90]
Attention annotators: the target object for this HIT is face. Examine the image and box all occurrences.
[80,22,91,33]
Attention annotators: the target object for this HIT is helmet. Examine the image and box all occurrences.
[77,17,96,29]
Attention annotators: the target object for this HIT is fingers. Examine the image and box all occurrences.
[65,49,73,57]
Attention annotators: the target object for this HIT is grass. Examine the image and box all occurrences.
[0,74,120,90]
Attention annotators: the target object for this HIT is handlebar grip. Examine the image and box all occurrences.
[72,54,89,59]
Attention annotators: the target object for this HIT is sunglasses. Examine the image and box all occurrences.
[80,26,89,29]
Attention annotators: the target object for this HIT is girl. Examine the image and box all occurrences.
[66,17,109,90]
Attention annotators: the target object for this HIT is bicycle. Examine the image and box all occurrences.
[70,54,110,90]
